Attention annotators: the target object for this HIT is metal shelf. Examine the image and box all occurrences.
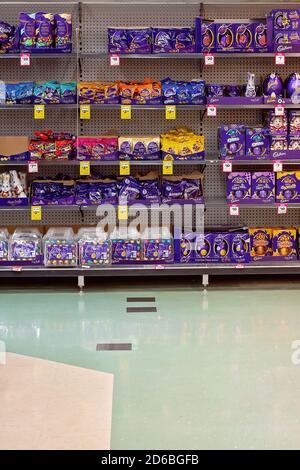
[0,53,78,59]
[0,159,203,167]
[81,52,300,60]
[0,104,78,110]
[1,261,300,277]
[205,157,300,165]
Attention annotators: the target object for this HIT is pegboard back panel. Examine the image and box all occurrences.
[81,3,200,54]
[203,2,300,19]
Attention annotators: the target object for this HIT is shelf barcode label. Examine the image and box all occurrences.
[34,104,44,119]
[275,53,285,65]
[121,105,131,119]
[273,161,283,172]
[204,54,214,66]
[110,54,120,66]
[20,53,30,66]
[80,161,90,176]
[118,205,128,220]
[275,105,285,116]
[80,104,91,119]
[277,204,287,214]
[229,204,240,216]
[163,160,173,175]
[31,206,42,221]
[120,161,130,175]
[28,161,39,173]
[207,105,217,117]
[165,105,176,120]
[222,161,232,172]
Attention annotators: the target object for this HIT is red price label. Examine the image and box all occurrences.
[222,161,232,172]
[275,105,285,116]
[229,204,240,216]
[273,161,283,172]
[275,52,285,65]
[28,161,39,173]
[110,54,120,66]
[207,105,217,117]
[204,53,214,66]
[277,204,287,214]
[20,53,30,66]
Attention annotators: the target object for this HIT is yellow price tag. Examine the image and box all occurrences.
[121,105,132,119]
[34,104,45,119]
[118,205,128,220]
[165,105,176,120]
[80,104,91,119]
[163,160,173,175]
[31,206,42,221]
[119,161,130,175]
[80,161,90,176]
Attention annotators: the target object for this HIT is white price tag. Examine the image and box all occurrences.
[277,204,287,214]
[273,161,283,172]
[207,105,217,117]
[275,105,285,116]
[235,264,245,269]
[28,161,39,173]
[229,204,240,216]
[12,266,22,272]
[275,53,285,65]
[204,54,214,66]
[20,53,30,66]
[222,161,232,172]
[110,54,120,66]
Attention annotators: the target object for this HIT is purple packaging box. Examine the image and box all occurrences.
[194,232,214,263]
[211,232,232,262]
[245,127,270,159]
[288,135,300,151]
[111,238,142,263]
[45,241,77,266]
[252,22,268,52]
[215,22,235,52]
[274,30,300,46]
[270,136,288,160]
[266,110,288,136]
[227,172,251,203]
[272,9,300,31]
[195,16,202,53]
[79,240,111,266]
[276,171,300,203]
[143,238,173,262]
[250,228,273,260]
[108,28,128,54]
[10,239,41,261]
[251,172,275,203]
[289,110,300,135]
[201,20,215,52]
[230,231,250,263]
[219,124,245,159]
[235,22,254,51]
[272,228,297,260]
[127,28,152,54]
[0,197,29,207]
[174,229,197,263]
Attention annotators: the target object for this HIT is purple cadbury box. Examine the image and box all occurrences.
[272,9,300,31]
[245,127,270,158]
[251,172,275,203]
[227,172,251,203]
[276,171,300,203]
[219,124,245,159]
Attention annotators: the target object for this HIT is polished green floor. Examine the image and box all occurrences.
[1,276,300,450]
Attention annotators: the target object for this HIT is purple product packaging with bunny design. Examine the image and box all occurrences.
[227,172,251,203]
[251,172,275,203]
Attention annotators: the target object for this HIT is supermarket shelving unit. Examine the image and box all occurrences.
[1,1,300,286]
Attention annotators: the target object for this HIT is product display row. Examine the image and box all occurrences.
[1,225,299,268]
[108,9,300,55]
[227,171,300,204]
[177,227,299,263]
[1,81,77,105]
[0,12,72,53]
[219,108,300,160]
[0,128,205,162]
